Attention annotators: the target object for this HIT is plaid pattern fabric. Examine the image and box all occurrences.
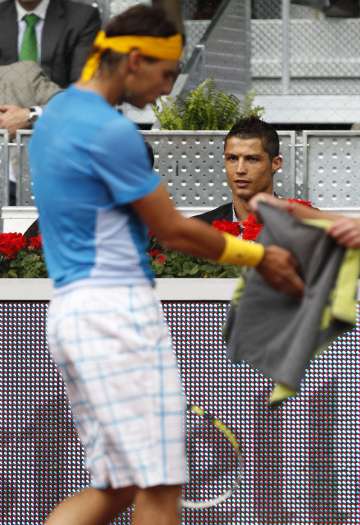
[47,283,187,489]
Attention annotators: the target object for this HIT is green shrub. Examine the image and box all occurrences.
[153,79,264,130]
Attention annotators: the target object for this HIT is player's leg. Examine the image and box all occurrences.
[128,287,186,525]
[46,285,186,525]
[46,292,137,525]
[45,485,136,525]
[132,484,182,525]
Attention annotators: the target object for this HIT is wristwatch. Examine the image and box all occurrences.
[28,106,40,124]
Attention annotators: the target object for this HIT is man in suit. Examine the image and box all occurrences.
[0,0,101,88]
[0,61,61,204]
[0,61,61,136]
[0,0,100,199]
[195,117,282,226]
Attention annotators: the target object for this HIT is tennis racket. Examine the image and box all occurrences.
[181,404,244,510]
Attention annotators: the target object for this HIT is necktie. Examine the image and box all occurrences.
[19,14,40,62]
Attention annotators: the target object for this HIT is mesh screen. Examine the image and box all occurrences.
[17,131,296,207]
[0,301,358,524]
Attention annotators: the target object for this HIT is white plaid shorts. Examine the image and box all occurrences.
[47,283,187,489]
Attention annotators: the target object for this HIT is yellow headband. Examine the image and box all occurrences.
[81,30,183,82]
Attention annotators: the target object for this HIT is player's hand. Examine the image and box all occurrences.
[256,245,304,298]
[0,105,30,138]
[328,217,360,248]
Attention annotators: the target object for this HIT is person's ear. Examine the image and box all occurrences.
[127,50,143,73]
[271,155,283,175]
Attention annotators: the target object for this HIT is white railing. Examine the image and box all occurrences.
[2,129,360,212]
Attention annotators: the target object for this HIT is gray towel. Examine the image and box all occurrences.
[225,203,350,391]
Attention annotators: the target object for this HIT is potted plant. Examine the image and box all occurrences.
[153,79,264,131]
[0,216,263,278]
[0,224,242,279]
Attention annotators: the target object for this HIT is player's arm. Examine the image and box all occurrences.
[251,193,360,248]
[132,184,304,297]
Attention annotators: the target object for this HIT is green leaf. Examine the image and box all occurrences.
[7,269,19,278]
[154,79,264,131]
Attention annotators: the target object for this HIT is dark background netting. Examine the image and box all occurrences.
[0,301,358,524]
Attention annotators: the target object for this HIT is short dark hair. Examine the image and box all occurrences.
[225,117,280,159]
[99,5,181,70]
[105,5,178,39]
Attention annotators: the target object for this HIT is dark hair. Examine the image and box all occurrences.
[224,117,280,159]
[99,5,181,69]
[105,5,178,39]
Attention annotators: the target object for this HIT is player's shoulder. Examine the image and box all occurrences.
[93,112,143,159]
[101,112,140,142]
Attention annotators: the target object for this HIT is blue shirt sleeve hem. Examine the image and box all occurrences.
[113,175,161,206]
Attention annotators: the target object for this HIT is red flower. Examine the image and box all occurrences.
[149,248,161,258]
[155,254,167,264]
[241,214,263,241]
[212,220,241,237]
[240,199,313,241]
[28,235,42,251]
[0,233,27,259]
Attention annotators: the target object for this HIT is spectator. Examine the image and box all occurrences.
[195,117,282,228]
[0,61,61,205]
[0,61,61,136]
[0,0,101,88]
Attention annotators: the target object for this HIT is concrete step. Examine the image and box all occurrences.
[205,64,250,83]
[209,26,247,41]
[183,0,251,97]
[206,39,248,55]
[212,78,250,94]
[206,51,249,69]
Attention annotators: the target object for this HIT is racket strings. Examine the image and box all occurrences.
[181,404,243,510]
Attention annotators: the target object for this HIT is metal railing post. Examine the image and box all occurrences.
[1,132,10,207]
[281,0,291,95]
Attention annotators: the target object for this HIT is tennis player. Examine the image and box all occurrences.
[29,5,303,525]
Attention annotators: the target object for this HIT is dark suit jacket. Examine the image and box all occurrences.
[194,202,233,224]
[0,0,101,87]
[195,194,280,224]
